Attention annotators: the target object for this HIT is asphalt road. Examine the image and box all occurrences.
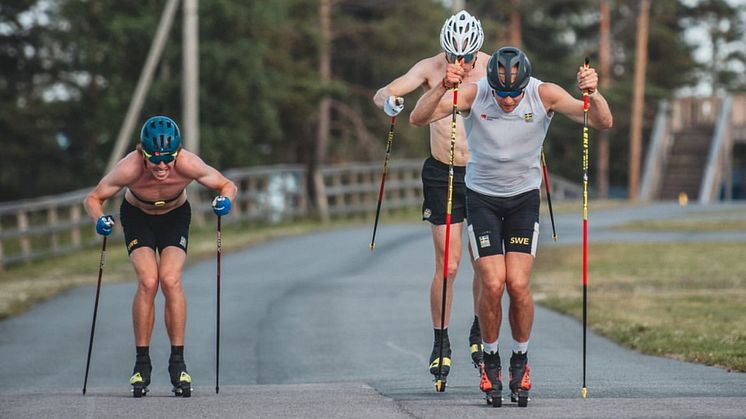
[1,202,745,418]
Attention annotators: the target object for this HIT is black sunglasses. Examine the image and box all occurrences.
[446,52,476,64]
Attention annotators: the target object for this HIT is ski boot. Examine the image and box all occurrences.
[429,338,451,392]
[129,356,152,398]
[468,317,483,370]
[509,351,531,407]
[479,351,502,407]
[168,354,193,397]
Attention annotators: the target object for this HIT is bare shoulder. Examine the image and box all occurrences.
[173,149,210,177]
[539,82,567,103]
[413,54,447,89]
[108,151,144,184]
[477,51,491,67]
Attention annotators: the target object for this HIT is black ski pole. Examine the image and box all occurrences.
[83,236,107,395]
[370,108,399,251]
[541,149,558,240]
[216,215,222,394]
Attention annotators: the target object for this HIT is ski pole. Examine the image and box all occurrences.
[581,57,590,399]
[541,148,557,240]
[83,236,107,395]
[216,215,222,394]
[370,105,399,251]
[436,83,459,393]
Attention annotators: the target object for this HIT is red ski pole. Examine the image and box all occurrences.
[435,82,459,393]
[581,57,591,399]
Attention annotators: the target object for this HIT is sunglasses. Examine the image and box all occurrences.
[143,149,178,164]
[446,52,476,64]
[493,89,524,99]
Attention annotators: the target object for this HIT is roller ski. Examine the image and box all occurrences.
[129,356,152,398]
[468,316,483,369]
[509,351,531,407]
[479,351,502,407]
[429,335,451,392]
[168,354,193,397]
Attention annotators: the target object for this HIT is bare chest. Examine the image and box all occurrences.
[129,171,192,201]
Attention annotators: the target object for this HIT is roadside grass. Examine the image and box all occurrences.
[613,219,746,232]
[533,241,746,372]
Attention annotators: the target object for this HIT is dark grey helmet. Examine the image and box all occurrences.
[487,46,532,92]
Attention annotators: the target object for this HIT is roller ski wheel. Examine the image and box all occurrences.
[129,358,151,398]
[511,389,530,407]
[429,339,451,393]
[479,352,502,408]
[169,356,193,398]
[434,377,447,392]
[429,357,451,393]
[171,371,192,397]
[468,317,483,369]
[509,351,532,408]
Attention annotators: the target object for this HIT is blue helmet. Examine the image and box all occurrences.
[139,116,181,157]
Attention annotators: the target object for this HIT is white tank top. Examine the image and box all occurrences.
[462,77,553,197]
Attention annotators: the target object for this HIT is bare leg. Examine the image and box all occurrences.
[476,254,507,344]
[158,246,188,345]
[505,252,534,343]
[130,248,159,346]
[430,222,463,328]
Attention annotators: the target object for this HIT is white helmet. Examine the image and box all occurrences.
[439,10,484,57]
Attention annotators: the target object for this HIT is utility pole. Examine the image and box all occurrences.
[628,0,650,201]
[597,0,611,198]
[183,0,199,154]
[509,0,522,48]
[313,0,332,222]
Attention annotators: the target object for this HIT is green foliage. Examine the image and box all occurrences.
[1,0,744,201]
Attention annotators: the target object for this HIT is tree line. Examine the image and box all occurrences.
[0,0,744,202]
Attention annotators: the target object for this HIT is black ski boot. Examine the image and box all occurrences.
[129,355,152,398]
[168,354,192,397]
[479,351,502,407]
[429,333,451,392]
[509,351,531,407]
[468,316,483,369]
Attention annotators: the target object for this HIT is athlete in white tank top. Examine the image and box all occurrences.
[411,46,612,405]
[462,77,553,197]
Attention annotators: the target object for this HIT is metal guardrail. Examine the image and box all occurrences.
[700,95,733,204]
[0,159,579,269]
[639,100,672,201]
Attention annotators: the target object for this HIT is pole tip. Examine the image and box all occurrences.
[369,243,376,252]
[582,387,587,398]
[552,234,558,241]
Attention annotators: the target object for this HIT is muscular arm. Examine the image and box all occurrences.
[410,82,477,126]
[541,65,613,130]
[180,151,237,201]
[84,153,140,220]
[542,83,613,130]
[373,57,434,108]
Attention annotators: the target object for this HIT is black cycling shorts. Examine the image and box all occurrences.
[120,199,192,255]
[466,188,540,258]
[421,156,467,225]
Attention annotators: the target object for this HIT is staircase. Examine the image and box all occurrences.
[658,125,713,200]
